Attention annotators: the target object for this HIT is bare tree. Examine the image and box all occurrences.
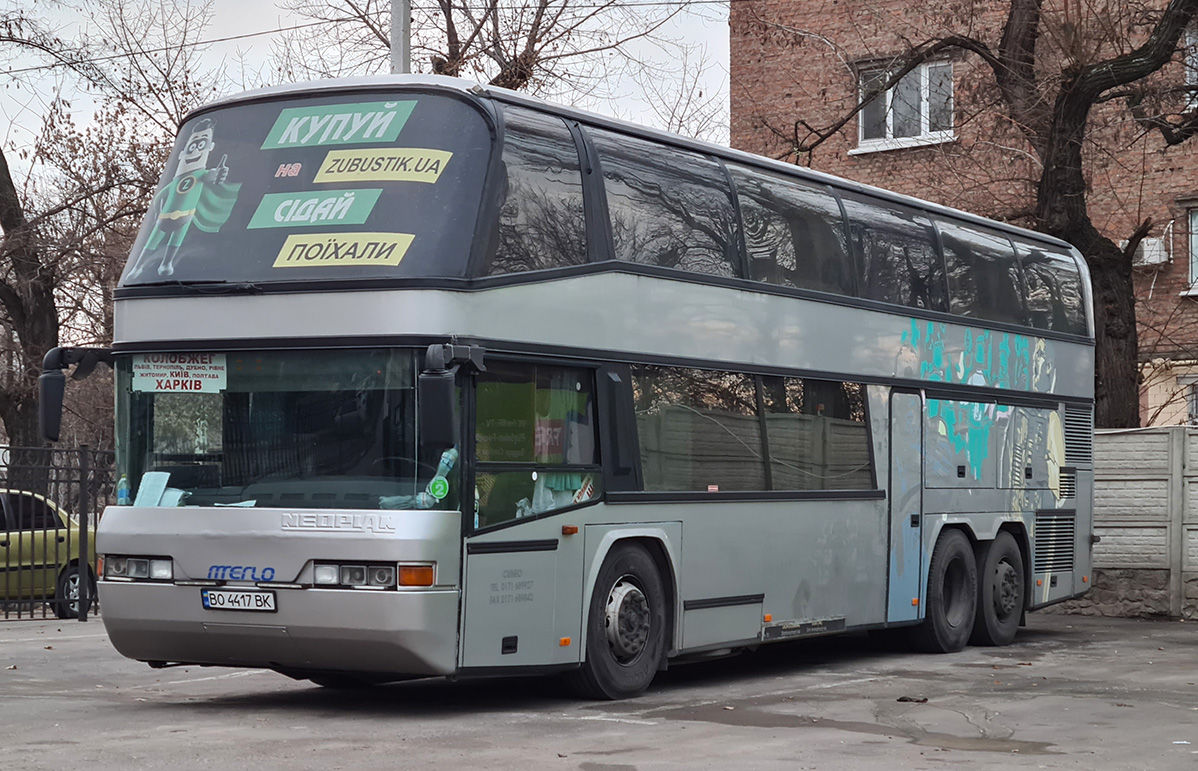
[273,0,693,101]
[0,0,225,448]
[735,0,1198,427]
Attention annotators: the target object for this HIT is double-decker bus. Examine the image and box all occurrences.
[41,75,1094,699]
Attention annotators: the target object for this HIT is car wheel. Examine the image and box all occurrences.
[910,528,977,653]
[54,563,95,620]
[564,542,667,700]
[970,531,1025,646]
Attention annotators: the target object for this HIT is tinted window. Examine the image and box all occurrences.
[759,377,873,490]
[939,222,1026,325]
[590,128,739,277]
[631,366,765,492]
[475,362,601,528]
[730,165,855,296]
[120,92,492,286]
[1017,243,1087,335]
[487,107,587,275]
[841,193,947,311]
[4,495,60,530]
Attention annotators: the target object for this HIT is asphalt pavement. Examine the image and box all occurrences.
[1,612,1196,770]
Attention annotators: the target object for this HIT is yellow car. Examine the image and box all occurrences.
[0,490,97,618]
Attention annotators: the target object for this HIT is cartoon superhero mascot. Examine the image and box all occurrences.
[127,118,242,278]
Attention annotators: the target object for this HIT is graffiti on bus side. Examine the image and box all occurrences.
[900,319,1065,504]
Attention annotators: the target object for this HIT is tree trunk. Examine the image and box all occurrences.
[1066,223,1140,428]
[1036,94,1139,427]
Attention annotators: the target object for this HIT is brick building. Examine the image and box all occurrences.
[729,0,1198,425]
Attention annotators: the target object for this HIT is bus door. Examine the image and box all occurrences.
[887,389,924,623]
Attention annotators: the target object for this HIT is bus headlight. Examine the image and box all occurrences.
[103,555,173,582]
[368,566,396,586]
[339,565,368,586]
[312,562,407,588]
[314,565,339,585]
[149,559,174,580]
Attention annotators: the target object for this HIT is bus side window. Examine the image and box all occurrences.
[588,127,739,278]
[1018,244,1087,336]
[759,377,874,491]
[839,192,947,313]
[630,366,766,492]
[939,221,1028,326]
[487,107,587,275]
[728,164,854,297]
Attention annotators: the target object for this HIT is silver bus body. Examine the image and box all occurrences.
[93,75,1094,692]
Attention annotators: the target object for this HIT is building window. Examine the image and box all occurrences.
[856,61,953,152]
[1190,209,1198,285]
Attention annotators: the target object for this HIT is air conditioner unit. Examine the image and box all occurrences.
[1121,236,1171,266]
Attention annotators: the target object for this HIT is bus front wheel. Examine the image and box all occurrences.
[911,529,977,653]
[565,542,666,700]
[970,531,1025,647]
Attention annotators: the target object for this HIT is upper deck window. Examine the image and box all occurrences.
[939,221,1027,326]
[119,91,492,287]
[486,106,587,275]
[841,191,947,312]
[729,165,855,296]
[1017,242,1087,336]
[589,127,740,277]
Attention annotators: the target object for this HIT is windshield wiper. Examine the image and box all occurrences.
[125,279,263,294]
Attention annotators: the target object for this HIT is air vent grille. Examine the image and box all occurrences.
[1058,470,1077,499]
[1034,512,1076,573]
[1064,405,1093,467]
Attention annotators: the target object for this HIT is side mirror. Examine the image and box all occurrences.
[39,369,66,443]
[38,346,114,444]
[418,369,459,452]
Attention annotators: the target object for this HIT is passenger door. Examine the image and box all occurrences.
[460,360,601,668]
[887,391,924,623]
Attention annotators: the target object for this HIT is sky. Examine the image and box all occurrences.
[2,0,731,164]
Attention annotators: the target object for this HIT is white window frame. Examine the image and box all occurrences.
[850,60,955,156]
[1189,209,1198,286]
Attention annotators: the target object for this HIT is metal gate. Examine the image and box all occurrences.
[0,446,113,621]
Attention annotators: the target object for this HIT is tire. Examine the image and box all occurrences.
[970,531,1025,647]
[54,563,95,620]
[910,529,977,653]
[564,542,667,700]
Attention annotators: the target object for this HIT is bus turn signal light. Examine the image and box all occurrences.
[561,525,578,535]
[560,637,571,647]
[399,564,435,587]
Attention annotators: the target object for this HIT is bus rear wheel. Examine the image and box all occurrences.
[910,529,977,653]
[970,531,1025,646]
[565,542,666,700]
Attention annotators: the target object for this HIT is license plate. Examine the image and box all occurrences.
[201,589,277,612]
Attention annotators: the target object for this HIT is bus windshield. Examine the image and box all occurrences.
[118,91,491,286]
[115,349,459,511]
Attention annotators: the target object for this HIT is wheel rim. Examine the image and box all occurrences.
[992,559,1020,620]
[66,572,80,613]
[604,575,650,665]
[942,556,970,628]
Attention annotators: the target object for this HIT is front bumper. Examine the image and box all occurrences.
[99,581,460,676]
